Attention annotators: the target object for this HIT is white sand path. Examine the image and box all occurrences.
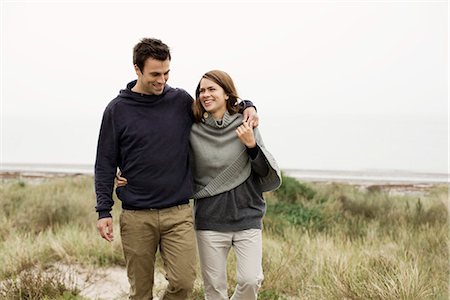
[54,263,168,300]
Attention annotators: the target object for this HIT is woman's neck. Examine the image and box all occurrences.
[211,108,227,120]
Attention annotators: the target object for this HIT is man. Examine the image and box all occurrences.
[94,38,257,300]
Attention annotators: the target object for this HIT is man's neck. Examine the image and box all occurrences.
[131,82,149,95]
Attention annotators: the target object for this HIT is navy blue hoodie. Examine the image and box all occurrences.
[95,81,194,218]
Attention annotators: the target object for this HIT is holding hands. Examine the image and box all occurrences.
[236,121,256,148]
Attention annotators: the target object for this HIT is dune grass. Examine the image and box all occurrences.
[258,177,449,299]
[0,175,448,299]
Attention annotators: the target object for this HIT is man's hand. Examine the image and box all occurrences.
[97,217,114,242]
[242,106,259,128]
[236,121,256,148]
[116,174,128,187]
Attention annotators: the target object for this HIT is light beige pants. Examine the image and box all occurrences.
[196,229,264,300]
[120,204,197,300]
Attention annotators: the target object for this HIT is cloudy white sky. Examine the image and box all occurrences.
[1,0,448,173]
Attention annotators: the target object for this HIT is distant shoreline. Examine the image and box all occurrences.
[1,163,448,184]
[283,168,449,185]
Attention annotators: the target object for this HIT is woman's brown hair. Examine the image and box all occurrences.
[192,70,240,122]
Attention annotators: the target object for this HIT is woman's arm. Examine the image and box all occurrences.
[246,145,269,177]
[236,121,269,176]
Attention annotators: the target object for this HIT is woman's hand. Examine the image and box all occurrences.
[116,174,128,187]
[236,121,256,148]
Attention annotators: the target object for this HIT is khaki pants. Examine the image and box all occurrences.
[120,204,197,300]
[196,229,264,300]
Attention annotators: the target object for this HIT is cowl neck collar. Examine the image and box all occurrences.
[202,111,240,128]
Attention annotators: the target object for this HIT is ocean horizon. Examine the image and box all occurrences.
[1,163,448,184]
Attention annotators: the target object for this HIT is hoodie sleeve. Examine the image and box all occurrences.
[238,100,256,112]
[94,104,119,219]
[182,89,195,122]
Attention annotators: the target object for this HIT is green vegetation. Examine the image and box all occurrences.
[261,178,449,299]
[0,175,448,299]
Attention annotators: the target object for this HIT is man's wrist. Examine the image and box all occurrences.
[98,211,112,220]
[238,100,256,112]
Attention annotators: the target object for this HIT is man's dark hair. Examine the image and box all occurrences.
[133,38,171,72]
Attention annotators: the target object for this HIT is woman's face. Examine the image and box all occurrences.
[198,78,229,119]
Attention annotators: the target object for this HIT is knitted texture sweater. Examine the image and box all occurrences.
[189,112,281,231]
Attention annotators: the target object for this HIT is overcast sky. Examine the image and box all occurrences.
[1,0,448,173]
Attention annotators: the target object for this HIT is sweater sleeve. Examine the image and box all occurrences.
[246,145,269,177]
[94,105,119,219]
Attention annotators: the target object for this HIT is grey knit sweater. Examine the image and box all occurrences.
[189,111,281,231]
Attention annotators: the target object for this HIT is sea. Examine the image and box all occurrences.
[1,163,448,184]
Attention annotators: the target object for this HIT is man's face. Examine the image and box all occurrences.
[135,58,170,95]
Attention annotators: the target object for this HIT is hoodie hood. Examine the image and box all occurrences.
[118,80,172,104]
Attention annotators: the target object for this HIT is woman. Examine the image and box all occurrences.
[190,69,281,300]
[118,70,281,300]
